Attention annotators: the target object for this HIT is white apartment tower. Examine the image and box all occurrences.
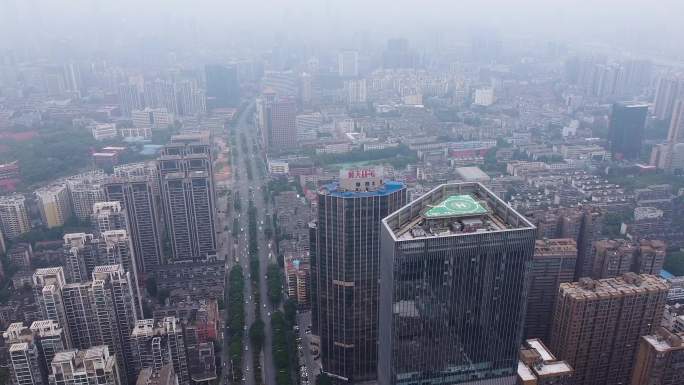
[0,194,31,239]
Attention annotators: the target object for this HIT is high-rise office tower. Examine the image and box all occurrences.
[653,76,683,122]
[29,320,68,382]
[524,239,577,341]
[91,265,138,384]
[104,175,164,272]
[631,327,684,385]
[158,135,216,261]
[205,64,239,108]
[130,317,190,385]
[311,168,407,383]
[35,183,72,229]
[118,83,143,117]
[66,172,106,221]
[260,95,297,154]
[608,102,648,160]
[49,346,121,385]
[550,273,668,385]
[33,267,72,348]
[0,194,31,239]
[338,51,359,77]
[378,182,536,385]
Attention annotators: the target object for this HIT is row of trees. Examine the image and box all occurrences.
[246,197,264,385]
[248,200,260,284]
[267,263,283,306]
[271,301,299,385]
[271,311,295,385]
[227,266,246,382]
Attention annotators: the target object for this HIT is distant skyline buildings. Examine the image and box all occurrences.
[257,92,298,154]
[338,50,359,78]
[653,76,684,122]
[608,102,648,161]
[205,64,239,109]
[4,12,684,385]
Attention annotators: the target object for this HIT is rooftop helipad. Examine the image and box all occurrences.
[423,194,488,218]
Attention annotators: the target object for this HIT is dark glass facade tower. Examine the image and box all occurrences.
[205,64,239,108]
[378,183,536,385]
[608,102,648,160]
[311,170,406,383]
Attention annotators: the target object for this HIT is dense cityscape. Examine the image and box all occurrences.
[1,2,684,385]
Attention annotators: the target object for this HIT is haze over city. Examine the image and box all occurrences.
[1,2,684,385]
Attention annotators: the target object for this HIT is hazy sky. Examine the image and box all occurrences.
[2,0,683,59]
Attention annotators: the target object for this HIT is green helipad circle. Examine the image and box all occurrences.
[424,194,488,218]
[445,197,480,212]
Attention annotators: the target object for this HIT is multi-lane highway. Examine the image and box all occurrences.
[221,103,278,385]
